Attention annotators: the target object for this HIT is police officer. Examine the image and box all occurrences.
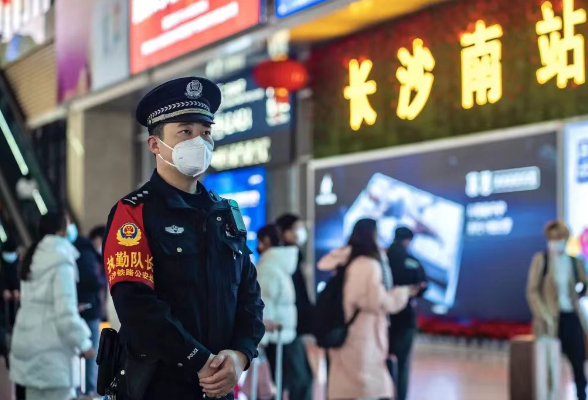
[102,77,265,399]
[387,227,428,400]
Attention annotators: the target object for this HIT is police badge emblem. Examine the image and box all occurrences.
[185,80,203,99]
[165,225,185,235]
[116,222,143,247]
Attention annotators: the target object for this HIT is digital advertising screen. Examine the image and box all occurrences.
[565,121,588,261]
[313,131,557,321]
[203,166,267,262]
[130,0,261,74]
[275,0,330,18]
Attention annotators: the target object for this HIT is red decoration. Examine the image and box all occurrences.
[253,59,308,92]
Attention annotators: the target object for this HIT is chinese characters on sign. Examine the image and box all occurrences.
[460,21,503,109]
[396,39,435,120]
[536,0,586,88]
[342,0,587,131]
[344,59,377,131]
[106,251,154,284]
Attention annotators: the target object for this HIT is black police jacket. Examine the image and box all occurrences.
[103,170,265,383]
[387,242,428,331]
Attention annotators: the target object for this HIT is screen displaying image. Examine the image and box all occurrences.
[203,166,267,262]
[565,121,588,260]
[343,173,465,307]
[313,131,557,321]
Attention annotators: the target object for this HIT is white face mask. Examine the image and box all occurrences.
[548,239,567,254]
[297,227,308,246]
[158,136,214,177]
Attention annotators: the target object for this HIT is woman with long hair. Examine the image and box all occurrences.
[318,218,417,400]
[10,211,95,400]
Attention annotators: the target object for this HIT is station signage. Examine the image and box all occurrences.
[130,0,260,74]
[211,69,293,171]
[310,0,588,158]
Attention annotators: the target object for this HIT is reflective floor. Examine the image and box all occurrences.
[306,336,583,400]
[408,338,581,400]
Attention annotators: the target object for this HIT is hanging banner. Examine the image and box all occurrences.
[130,0,261,74]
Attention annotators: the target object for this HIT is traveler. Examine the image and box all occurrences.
[10,211,95,400]
[101,77,264,399]
[527,220,588,400]
[387,227,428,400]
[74,223,107,395]
[276,214,314,336]
[318,218,417,400]
[256,224,313,400]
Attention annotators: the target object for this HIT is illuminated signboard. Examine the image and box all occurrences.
[313,130,557,321]
[275,0,330,18]
[210,70,293,171]
[565,121,588,260]
[203,166,266,262]
[310,0,588,158]
[130,0,260,74]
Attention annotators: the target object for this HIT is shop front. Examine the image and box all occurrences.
[307,0,588,335]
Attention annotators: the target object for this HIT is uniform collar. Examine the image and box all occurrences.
[150,169,212,210]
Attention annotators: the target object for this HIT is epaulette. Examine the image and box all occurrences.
[208,190,223,202]
[121,184,152,207]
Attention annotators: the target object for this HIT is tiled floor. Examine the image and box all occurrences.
[408,338,580,400]
[297,337,582,400]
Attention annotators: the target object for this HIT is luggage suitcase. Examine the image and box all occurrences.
[248,329,284,400]
[509,335,560,400]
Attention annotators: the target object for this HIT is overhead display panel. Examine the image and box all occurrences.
[130,0,261,74]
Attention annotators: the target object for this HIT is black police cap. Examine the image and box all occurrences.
[136,77,222,128]
[395,227,414,241]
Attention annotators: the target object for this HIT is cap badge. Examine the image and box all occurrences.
[185,80,203,100]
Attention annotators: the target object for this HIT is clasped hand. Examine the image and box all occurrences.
[198,350,247,398]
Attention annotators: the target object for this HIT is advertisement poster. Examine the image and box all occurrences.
[130,0,260,74]
[91,0,130,91]
[275,0,329,17]
[202,166,266,262]
[565,121,588,260]
[313,131,557,321]
[210,69,293,171]
[57,0,130,102]
[56,0,97,102]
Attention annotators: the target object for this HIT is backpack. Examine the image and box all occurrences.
[314,265,360,349]
[541,253,586,295]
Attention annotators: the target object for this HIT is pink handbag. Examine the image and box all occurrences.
[242,358,275,400]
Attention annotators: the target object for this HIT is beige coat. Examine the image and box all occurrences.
[526,252,588,337]
[320,248,409,400]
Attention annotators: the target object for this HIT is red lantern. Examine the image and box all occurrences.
[253,59,308,92]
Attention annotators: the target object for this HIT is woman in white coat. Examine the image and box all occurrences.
[10,211,95,400]
[256,224,313,400]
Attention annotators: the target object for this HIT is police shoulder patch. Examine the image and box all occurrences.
[104,198,154,291]
[122,185,152,207]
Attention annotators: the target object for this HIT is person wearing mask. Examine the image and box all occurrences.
[72,222,107,396]
[1,239,20,324]
[256,224,313,400]
[0,239,20,368]
[276,214,314,336]
[10,211,95,400]
[318,219,417,400]
[102,77,264,399]
[387,227,428,400]
[527,220,588,400]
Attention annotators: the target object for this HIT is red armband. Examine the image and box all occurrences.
[104,201,154,290]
